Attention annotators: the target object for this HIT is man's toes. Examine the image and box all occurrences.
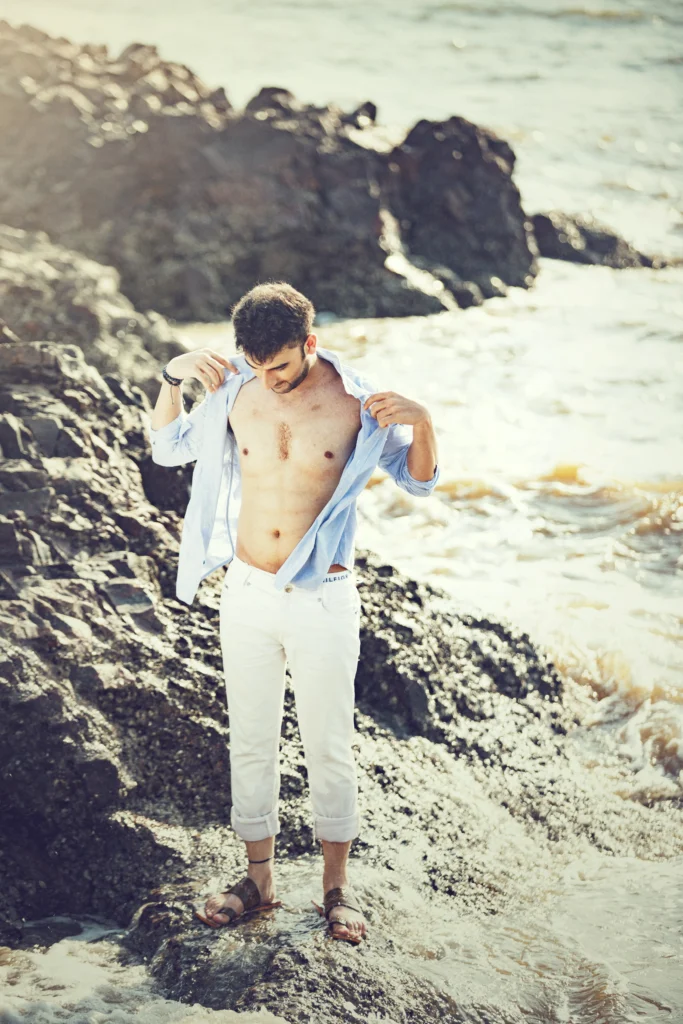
[204,895,242,923]
[210,911,231,925]
[205,897,225,915]
[329,917,351,939]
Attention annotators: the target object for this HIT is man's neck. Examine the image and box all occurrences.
[273,352,328,401]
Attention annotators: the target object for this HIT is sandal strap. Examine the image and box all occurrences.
[223,876,261,911]
[323,886,361,917]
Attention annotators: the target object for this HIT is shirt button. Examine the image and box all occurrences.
[284,584,293,592]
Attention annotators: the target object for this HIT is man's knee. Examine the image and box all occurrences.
[304,742,357,779]
[230,746,280,775]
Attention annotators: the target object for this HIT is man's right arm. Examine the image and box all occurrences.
[147,391,210,467]
[147,349,238,467]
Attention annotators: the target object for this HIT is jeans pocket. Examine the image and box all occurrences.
[321,581,361,617]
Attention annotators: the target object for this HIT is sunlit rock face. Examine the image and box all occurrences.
[0,21,537,320]
[0,224,185,400]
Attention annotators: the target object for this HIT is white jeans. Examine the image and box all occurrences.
[219,554,362,843]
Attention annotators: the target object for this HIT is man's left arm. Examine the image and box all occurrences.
[364,390,440,497]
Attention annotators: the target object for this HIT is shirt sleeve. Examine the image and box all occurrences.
[146,395,209,467]
[377,419,441,497]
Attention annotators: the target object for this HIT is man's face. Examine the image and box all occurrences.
[244,337,315,393]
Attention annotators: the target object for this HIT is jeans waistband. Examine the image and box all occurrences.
[228,554,353,591]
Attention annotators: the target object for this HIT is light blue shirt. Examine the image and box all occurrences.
[146,345,440,605]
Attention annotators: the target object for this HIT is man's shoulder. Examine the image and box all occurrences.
[318,345,378,395]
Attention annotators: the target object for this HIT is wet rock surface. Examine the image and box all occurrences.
[0,20,537,320]
[1,310,682,1020]
[531,211,670,269]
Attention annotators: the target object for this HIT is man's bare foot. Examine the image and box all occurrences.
[317,881,367,944]
[327,902,367,943]
[201,860,277,926]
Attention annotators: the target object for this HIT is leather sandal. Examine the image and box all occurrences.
[195,860,282,929]
[312,885,366,945]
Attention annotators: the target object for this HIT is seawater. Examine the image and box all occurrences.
[0,0,681,1020]
[0,918,287,1023]
[3,854,682,1022]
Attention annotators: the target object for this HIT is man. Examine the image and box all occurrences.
[148,281,439,944]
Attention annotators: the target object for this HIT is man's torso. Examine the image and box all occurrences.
[228,359,362,574]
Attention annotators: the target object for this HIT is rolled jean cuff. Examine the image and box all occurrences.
[314,808,360,843]
[231,806,280,841]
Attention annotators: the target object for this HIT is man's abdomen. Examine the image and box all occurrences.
[235,482,342,575]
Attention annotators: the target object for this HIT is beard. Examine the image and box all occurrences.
[273,350,311,393]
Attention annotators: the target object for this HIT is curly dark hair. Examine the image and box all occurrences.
[231,281,316,363]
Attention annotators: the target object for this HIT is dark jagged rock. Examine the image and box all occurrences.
[383,117,538,296]
[244,86,299,115]
[0,21,537,320]
[531,211,670,269]
[1,259,682,1018]
[342,99,378,129]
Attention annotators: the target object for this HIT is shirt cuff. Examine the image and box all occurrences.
[146,410,184,445]
[407,463,440,487]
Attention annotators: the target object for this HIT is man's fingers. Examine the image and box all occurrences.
[364,391,393,409]
[198,360,222,388]
[216,356,239,373]
[204,354,236,372]
[203,353,238,388]
[205,350,238,370]
[367,400,395,419]
[198,369,218,391]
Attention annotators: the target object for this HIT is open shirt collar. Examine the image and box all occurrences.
[225,345,375,407]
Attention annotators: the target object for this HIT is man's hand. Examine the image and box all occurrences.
[166,348,239,394]
[363,391,429,429]
[365,390,438,484]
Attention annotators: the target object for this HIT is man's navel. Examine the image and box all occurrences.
[324,450,334,459]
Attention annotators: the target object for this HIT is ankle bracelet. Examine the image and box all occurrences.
[248,855,274,863]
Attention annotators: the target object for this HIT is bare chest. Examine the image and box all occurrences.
[229,382,362,479]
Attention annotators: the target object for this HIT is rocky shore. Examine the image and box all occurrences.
[0,18,680,1019]
[1,237,681,1019]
